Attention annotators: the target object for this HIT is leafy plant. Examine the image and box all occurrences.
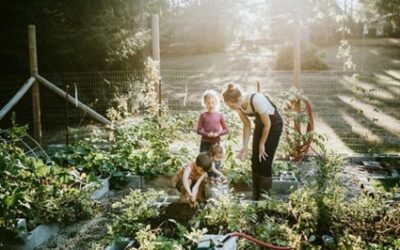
[192,195,257,233]
[223,134,252,186]
[255,217,294,248]
[0,124,95,241]
[109,189,165,238]
[132,224,206,250]
[272,161,298,177]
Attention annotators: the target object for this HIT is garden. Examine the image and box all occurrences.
[1,0,400,249]
[2,61,400,249]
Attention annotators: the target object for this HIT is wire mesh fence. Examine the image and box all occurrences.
[1,70,399,154]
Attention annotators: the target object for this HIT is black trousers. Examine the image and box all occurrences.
[251,119,282,177]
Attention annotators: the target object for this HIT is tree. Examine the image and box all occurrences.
[0,0,169,73]
[160,0,242,54]
[360,0,400,36]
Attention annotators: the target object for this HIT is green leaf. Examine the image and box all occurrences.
[34,160,50,178]
[86,172,98,182]
[4,189,23,208]
[75,146,89,156]
[58,172,73,184]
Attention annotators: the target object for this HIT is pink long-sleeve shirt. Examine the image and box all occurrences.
[197,111,229,143]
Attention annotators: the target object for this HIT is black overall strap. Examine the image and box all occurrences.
[249,93,261,120]
[249,93,257,114]
[250,93,278,114]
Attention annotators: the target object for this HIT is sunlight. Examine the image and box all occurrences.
[313,116,353,154]
[337,95,400,136]
[387,85,400,95]
[375,73,400,86]
[340,76,396,100]
[368,49,380,56]
[385,70,400,81]
[339,110,383,144]
[390,59,400,65]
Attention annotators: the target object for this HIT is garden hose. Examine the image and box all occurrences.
[225,232,292,250]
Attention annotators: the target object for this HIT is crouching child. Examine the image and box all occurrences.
[176,152,217,204]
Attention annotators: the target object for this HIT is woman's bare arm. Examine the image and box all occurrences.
[258,113,271,161]
[238,110,251,160]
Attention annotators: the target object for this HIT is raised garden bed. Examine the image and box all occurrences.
[91,177,110,200]
[105,237,133,250]
[7,177,111,250]
[125,174,143,189]
[143,175,177,189]
[11,219,60,250]
[231,171,300,194]
[352,160,400,200]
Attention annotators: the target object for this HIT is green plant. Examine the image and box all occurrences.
[110,189,165,238]
[272,161,298,176]
[223,134,252,186]
[51,114,193,180]
[337,231,367,250]
[192,195,257,233]
[131,223,206,250]
[0,124,95,241]
[29,186,95,226]
[255,217,294,248]
[278,87,317,161]
[106,57,163,123]
[288,187,318,241]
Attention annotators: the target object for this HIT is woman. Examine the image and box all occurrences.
[222,83,283,200]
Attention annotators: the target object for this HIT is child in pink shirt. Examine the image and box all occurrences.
[197,89,229,183]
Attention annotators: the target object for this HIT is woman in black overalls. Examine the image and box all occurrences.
[222,83,283,200]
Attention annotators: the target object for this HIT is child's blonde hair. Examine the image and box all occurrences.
[202,89,220,111]
[208,144,223,158]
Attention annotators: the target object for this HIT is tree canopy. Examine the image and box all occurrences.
[0,0,167,73]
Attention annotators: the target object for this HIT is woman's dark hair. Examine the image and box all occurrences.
[196,152,212,172]
[222,82,242,103]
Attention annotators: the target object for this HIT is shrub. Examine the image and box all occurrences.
[0,124,95,241]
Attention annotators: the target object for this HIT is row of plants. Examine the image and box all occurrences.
[50,115,193,188]
[47,58,312,190]
[0,121,96,246]
[49,85,315,190]
[50,109,301,191]
[95,188,208,249]
[104,142,400,249]
[95,92,399,248]
[50,59,196,187]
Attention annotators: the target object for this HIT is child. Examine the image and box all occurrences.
[197,89,229,183]
[176,152,226,203]
[207,144,228,184]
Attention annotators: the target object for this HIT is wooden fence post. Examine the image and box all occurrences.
[152,14,162,119]
[29,25,42,144]
[293,5,302,136]
[293,9,301,90]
